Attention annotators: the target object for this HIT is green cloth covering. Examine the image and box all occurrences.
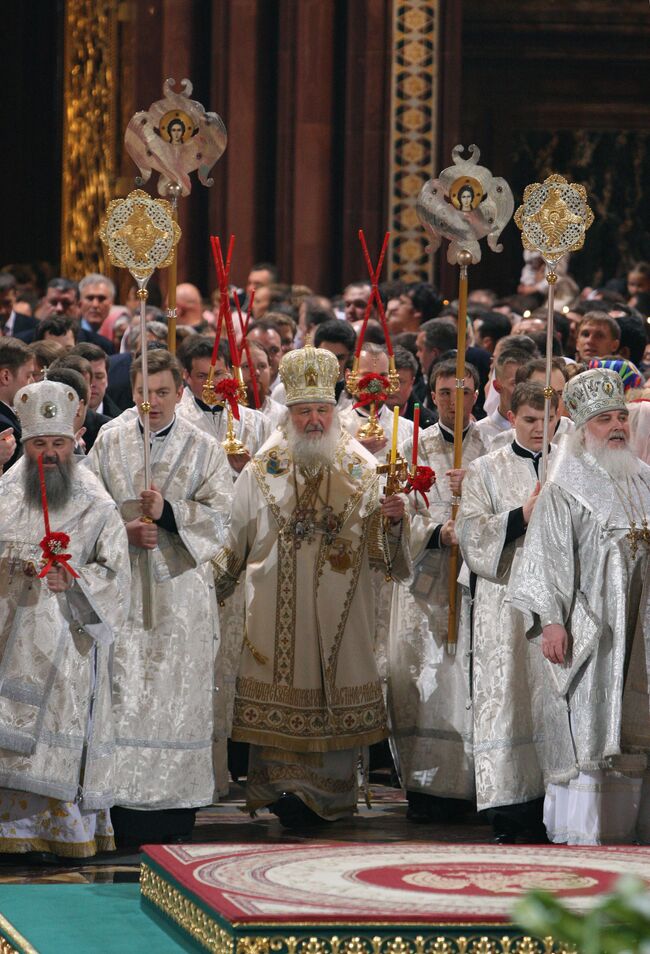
[0,884,196,953]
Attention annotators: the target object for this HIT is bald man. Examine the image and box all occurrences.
[176,284,209,331]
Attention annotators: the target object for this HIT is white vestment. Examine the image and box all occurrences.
[456,442,547,811]
[388,423,487,800]
[86,415,232,809]
[212,425,411,818]
[0,460,131,855]
[507,445,650,844]
[339,404,413,683]
[178,387,271,478]
[259,396,286,430]
[178,386,274,792]
[489,415,574,451]
[475,407,510,445]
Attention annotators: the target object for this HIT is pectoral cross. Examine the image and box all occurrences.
[627,519,650,558]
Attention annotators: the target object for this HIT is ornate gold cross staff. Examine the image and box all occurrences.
[100,190,181,628]
[417,144,513,655]
[515,174,593,484]
[125,78,227,353]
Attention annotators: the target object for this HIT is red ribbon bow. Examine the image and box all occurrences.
[353,372,390,409]
[38,531,80,579]
[405,465,436,507]
[215,377,241,420]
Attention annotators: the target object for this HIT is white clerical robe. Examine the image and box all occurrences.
[177,388,276,796]
[489,415,574,451]
[212,425,411,817]
[456,442,547,811]
[507,446,650,844]
[388,422,487,800]
[475,407,510,445]
[339,404,413,683]
[259,396,286,430]
[87,415,232,809]
[178,387,272,475]
[0,460,131,855]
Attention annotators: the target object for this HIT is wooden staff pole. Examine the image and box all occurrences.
[446,249,472,655]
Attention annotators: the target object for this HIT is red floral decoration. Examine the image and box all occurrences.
[353,372,390,409]
[39,531,80,579]
[215,377,241,420]
[405,465,436,507]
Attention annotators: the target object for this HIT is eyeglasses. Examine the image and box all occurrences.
[84,294,108,302]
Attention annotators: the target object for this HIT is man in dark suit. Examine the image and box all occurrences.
[0,337,35,471]
[387,346,438,428]
[16,278,114,354]
[48,355,110,452]
[106,352,133,412]
[0,274,38,339]
[70,342,121,418]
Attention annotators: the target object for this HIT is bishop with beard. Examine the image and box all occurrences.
[0,381,130,860]
[508,368,650,845]
[212,347,410,828]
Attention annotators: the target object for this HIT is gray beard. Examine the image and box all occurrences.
[580,429,641,479]
[286,413,340,472]
[24,456,75,512]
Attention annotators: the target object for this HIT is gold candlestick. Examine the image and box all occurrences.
[356,402,386,441]
[222,404,246,455]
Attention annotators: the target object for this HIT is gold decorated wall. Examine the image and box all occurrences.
[60,0,120,280]
[5,0,649,295]
[387,1,440,284]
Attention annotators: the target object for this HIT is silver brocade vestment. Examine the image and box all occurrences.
[507,446,650,784]
[86,415,232,809]
[339,404,414,685]
[177,385,275,795]
[388,423,487,799]
[456,443,546,811]
[0,460,131,809]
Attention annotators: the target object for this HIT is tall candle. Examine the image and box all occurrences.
[412,403,420,466]
[390,405,399,464]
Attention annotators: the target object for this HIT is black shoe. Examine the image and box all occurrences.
[519,824,550,845]
[489,799,547,845]
[406,791,471,824]
[269,794,329,830]
[406,791,434,824]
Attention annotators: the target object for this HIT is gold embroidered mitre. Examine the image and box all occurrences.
[563,368,626,428]
[279,347,339,406]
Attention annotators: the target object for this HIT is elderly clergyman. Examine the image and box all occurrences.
[213,347,410,828]
[508,368,650,845]
[0,381,130,861]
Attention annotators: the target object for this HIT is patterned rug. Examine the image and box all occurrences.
[140,841,650,953]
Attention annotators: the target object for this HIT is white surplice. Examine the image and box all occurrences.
[87,414,232,809]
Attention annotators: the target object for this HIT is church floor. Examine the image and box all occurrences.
[0,778,492,884]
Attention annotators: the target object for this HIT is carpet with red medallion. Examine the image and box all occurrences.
[140,841,650,953]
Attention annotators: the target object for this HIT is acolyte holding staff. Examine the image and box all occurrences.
[417,144,514,654]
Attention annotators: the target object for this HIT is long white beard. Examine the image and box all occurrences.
[286,410,340,471]
[578,428,641,479]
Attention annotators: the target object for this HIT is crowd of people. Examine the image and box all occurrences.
[0,253,649,862]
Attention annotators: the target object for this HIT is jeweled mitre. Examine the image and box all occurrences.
[563,368,626,428]
[279,347,339,406]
